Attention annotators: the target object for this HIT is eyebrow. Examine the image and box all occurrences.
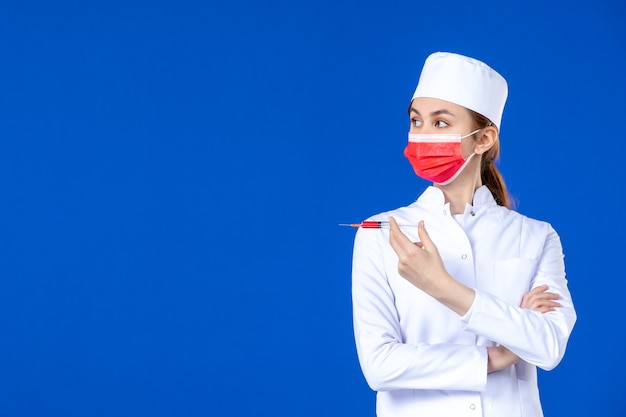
[410,107,456,118]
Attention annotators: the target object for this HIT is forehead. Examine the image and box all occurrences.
[410,97,471,118]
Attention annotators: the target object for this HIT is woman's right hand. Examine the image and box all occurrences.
[487,345,520,373]
[487,285,561,372]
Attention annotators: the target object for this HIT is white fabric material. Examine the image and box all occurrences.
[412,52,508,130]
[351,186,576,417]
[407,129,481,143]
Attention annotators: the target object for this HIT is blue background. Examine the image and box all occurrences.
[0,1,624,416]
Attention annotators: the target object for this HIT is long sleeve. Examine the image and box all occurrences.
[350,187,574,416]
[352,226,488,392]
[460,224,577,370]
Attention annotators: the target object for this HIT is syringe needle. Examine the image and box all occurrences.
[339,221,414,229]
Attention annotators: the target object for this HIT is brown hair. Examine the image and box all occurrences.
[470,110,513,209]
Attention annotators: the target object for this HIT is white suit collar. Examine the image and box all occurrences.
[414,185,498,209]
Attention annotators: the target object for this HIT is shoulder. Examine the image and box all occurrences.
[504,208,559,239]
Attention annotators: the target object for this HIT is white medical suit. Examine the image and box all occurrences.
[352,186,576,417]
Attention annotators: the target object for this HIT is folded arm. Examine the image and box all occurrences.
[388,217,576,371]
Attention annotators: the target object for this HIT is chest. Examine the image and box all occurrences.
[383,214,541,329]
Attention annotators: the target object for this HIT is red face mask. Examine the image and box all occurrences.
[403,130,480,185]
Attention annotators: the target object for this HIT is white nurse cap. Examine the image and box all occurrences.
[411,52,508,130]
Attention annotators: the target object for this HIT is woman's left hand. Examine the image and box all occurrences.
[489,286,561,372]
[520,285,561,313]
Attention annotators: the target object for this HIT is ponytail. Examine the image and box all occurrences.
[470,111,513,209]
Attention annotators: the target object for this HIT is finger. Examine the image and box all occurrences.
[532,300,561,308]
[523,295,561,310]
[528,300,562,312]
[528,292,561,304]
[529,302,562,311]
[522,288,558,308]
[388,216,414,255]
[528,285,549,295]
[388,217,401,251]
[521,285,550,307]
[540,292,560,301]
[531,291,560,302]
[416,220,434,251]
[529,306,556,314]
[520,295,528,308]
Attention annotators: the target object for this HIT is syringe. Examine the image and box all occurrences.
[339,221,414,229]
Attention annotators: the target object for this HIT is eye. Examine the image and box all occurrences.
[410,118,422,127]
[434,120,450,128]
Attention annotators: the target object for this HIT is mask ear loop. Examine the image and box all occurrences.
[437,153,477,185]
[460,129,483,140]
[462,128,485,159]
[448,130,483,186]
[470,124,496,156]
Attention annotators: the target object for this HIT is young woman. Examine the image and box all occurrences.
[351,52,576,417]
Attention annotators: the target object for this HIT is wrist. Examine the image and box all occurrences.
[432,274,475,316]
[487,345,521,373]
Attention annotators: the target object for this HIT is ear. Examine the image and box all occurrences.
[473,126,498,155]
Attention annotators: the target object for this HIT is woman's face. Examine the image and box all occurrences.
[409,97,477,158]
